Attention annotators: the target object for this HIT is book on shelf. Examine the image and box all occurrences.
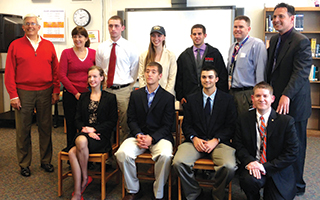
[309,65,318,81]
[317,44,320,58]
[266,15,275,32]
[294,14,304,31]
[310,38,317,57]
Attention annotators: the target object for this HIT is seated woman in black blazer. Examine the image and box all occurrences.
[68,66,118,200]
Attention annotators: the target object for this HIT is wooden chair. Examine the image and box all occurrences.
[58,119,120,200]
[121,111,180,200]
[177,116,232,200]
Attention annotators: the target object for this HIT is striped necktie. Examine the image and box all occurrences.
[259,116,267,164]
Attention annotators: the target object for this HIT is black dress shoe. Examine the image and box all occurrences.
[21,167,31,177]
[41,163,54,172]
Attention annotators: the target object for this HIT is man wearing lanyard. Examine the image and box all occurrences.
[227,15,267,115]
[175,24,228,105]
[96,15,139,142]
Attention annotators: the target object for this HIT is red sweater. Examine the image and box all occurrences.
[5,36,60,99]
[58,48,96,95]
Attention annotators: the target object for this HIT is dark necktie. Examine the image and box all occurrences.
[107,43,117,88]
[259,116,267,164]
[196,48,201,66]
[204,97,211,125]
[272,37,281,73]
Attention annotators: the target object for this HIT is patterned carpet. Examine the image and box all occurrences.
[0,123,319,200]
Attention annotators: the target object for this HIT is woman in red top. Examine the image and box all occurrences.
[59,26,96,149]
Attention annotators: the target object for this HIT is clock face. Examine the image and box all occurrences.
[73,9,91,27]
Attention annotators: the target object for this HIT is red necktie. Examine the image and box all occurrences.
[107,43,117,88]
[259,116,267,164]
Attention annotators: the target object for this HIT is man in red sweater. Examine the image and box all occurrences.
[4,14,60,177]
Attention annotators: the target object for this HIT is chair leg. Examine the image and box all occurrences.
[122,174,126,198]
[58,153,63,196]
[101,155,106,200]
[178,176,182,200]
[168,171,171,200]
[228,181,232,200]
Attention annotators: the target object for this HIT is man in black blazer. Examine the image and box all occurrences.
[173,65,237,200]
[115,62,175,200]
[175,24,228,105]
[233,82,299,200]
[266,3,312,195]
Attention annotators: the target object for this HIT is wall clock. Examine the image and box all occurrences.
[73,8,91,27]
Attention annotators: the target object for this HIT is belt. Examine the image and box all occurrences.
[230,87,253,91]
[109,83,130,90]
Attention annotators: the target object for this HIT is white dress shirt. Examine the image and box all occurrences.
[96,37,139,85]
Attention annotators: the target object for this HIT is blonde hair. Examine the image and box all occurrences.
[23,14,40,25]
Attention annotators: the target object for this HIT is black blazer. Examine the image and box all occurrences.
[175,43,228,101]
[127,86,175,145]
[75,91,118,150]
[182,89,237,146]
[233,109,299,200]
[266,28,312,121]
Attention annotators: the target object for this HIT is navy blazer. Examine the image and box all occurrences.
[234,109,299,200]
[266,29,312,121]
[75,91,118,151]
[127,86,175,145]
[182,89,237,146]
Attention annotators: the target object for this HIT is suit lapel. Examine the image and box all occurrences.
[195,92,207,131]
[273,30,295,73]
[187,47,198,75]
[266,109,277,138]
[139,88,148,113]
[250,111,258,151]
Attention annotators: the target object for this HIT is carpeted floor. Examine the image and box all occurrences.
[0,122,319,200]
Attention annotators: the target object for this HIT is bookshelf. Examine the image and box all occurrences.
[264,7,320,137]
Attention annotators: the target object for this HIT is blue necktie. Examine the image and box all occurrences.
[272,37,281,73]
[204,97,211,125]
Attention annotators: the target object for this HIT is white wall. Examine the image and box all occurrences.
[0,0,315,111]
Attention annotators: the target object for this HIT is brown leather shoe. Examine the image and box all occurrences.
[122,191,142,200]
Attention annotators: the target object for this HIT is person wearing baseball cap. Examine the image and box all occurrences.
[138,25,177,96]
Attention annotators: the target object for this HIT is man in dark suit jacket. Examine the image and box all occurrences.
[233,82,299,200]
[175,24,228,105]
[115,62,175,200]
[173,65,237,200]
[266,3,312,195]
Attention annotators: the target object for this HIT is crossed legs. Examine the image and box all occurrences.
[68,135,90,200]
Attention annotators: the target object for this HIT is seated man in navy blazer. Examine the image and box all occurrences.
[115,62,175,200]
[173,64,237,200]
[233,82,299,200]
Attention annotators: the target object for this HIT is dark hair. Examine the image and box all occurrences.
[191,24,206,34]
[108,15,124,26]
[146,62,163,74]
[71,26,90,47]
[201,64,218,77]
[88,66,106,90]
[274,2,295,16]
[253,81,273,95]
[234,15,251,26]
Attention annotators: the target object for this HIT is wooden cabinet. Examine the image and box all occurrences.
[264,7,320,136]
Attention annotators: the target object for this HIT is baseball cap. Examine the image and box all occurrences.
[150,25,166,36]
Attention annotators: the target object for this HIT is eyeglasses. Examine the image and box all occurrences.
[24,22,38,26]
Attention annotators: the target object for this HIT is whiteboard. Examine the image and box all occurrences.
[125,6,235,65]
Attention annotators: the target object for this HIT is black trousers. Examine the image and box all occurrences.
[62,89,79,148]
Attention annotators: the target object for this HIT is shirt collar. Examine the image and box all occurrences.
[26,35,41,45]
[145,84,160,95]
[279,27,293,41]
[193,43,206,52]
[238,35,249,45]
[202,88,217,101]
[256,108,272,125]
